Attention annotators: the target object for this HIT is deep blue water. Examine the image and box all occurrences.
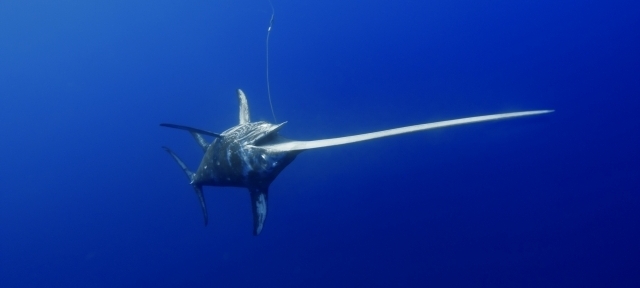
[1,0,639,287]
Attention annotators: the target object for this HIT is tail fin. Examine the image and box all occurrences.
[160,123,221,138]
[162,146,209,225]
[160,123,219,152]
[192,185,208,226]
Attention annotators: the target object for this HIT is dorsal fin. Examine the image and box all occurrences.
[188,132,209,153]
[237,89,250,124]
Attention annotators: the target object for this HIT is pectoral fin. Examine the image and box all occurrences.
[249,187,268,235]
[255,110,553,152]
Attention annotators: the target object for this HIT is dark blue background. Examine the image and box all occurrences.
[1,0,639,287]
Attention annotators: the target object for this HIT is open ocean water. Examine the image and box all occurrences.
[1,0,639,287]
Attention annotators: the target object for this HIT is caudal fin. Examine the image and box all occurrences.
[192,185,208,226]
[160,123,219,152]
[162,146,209,225]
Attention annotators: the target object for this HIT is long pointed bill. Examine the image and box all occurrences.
[255,110,553,152]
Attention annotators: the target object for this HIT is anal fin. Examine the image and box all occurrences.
[249,187,268,235]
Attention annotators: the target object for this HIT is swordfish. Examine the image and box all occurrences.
[161,89,552,235]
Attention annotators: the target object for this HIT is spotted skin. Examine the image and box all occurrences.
[169,120,298,235]
[162,90,552,235]
[193,121,297,188]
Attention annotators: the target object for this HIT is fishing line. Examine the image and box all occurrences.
[266,0,277,122]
